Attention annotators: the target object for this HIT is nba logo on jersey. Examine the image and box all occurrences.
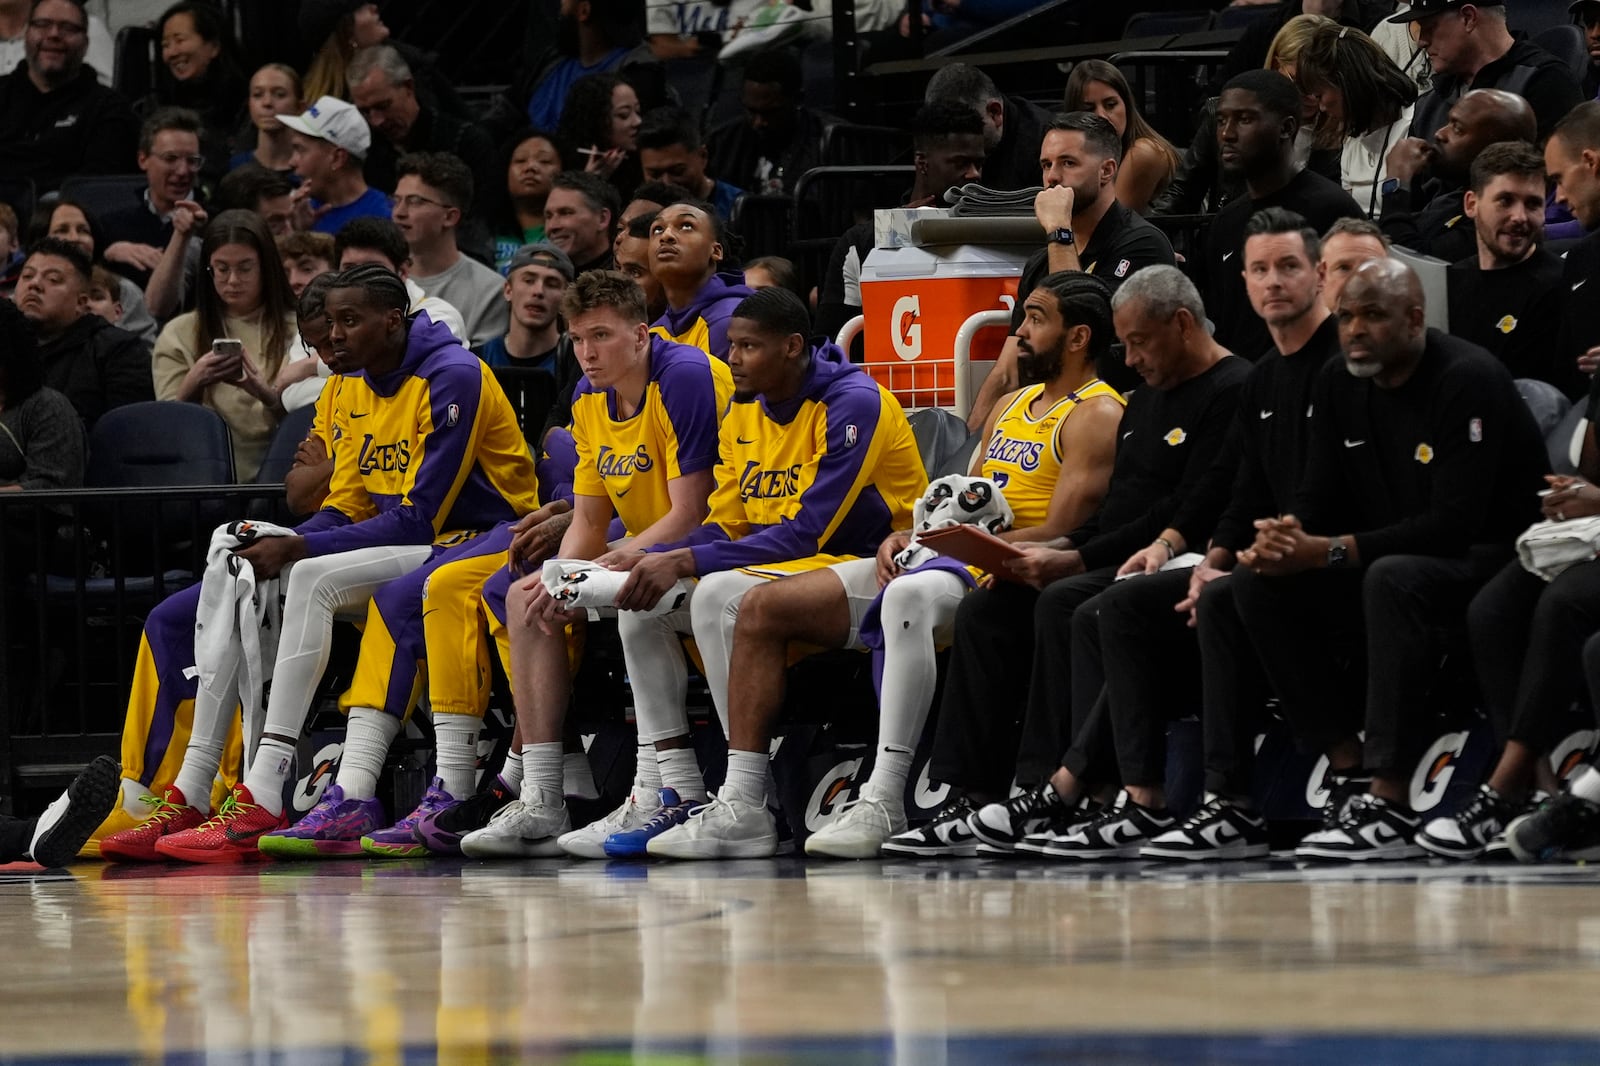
[1115,259,1131,278]
[844,425,858,447]
[1469,418,1482,443]
[446,403,460,427]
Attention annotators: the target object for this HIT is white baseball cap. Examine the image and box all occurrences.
[279,96,372,160]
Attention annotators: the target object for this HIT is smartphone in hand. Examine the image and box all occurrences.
[212,338,245,380]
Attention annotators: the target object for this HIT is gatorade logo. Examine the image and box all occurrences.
[291,742,343,814]
[1409,730,1469,812]
[805,757,864,832]
[912,756,950,814]
[891,295,922,362]
[1549,728,1598,783]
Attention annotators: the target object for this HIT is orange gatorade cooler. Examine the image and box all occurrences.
[859,243,1028,412]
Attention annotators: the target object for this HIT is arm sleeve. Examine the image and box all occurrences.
[658,359,724,476]
[1350,364,1521,561]
[1077,376,1246,571]
[300,363,489,555]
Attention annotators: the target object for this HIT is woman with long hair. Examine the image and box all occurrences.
[230,63,303,176]
[1063,60,1179,213]
[301,1,390,103]
[151,210,300,479]
[1295,23,1419,218]
[556,72,644,204]
[489,129,565,274]
[27,199,158,344]
[148,2,247,189]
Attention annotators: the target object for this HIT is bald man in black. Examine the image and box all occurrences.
[1227,259,1547,863]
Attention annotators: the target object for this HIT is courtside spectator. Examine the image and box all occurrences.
[392,153,508,347]
[98,107,205,292]
[1446,142,1568,392]
[637,106,744,221]
[1064,60,1179,213]
[15,238,152,431]
[557,72,644,203]
[0,0,111,88]
[520,0,649,131]
[283,96,391,236]
[475,243,574,372]
[31,199,157,344]
[925,62,1051,193]
[1395,0,1583,143]
[0,0,136,194]
[0,297,84,493]
[278,230,336,299]
[334,216,469,343]
[490,129,564,273]
[744,256,798,294]
[148,2,246,188]
[616,215,668,321]
[350,44,495,197]
[85,265,123,327]
[1577,0,1600,99]
[229,63,303,176]
[1380,88,1535,262]
[708,51,834,196]
[1318,218,1392,310]
[1206,69,1361,361]
[545,171,620,274]
[217,164,295,238]
[301,0,392,101]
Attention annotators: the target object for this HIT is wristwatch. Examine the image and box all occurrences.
[1326,536,1349,569]
[1048,227,1075,246]
[1380,177,1401,197]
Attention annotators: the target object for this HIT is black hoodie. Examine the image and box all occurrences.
[37,314,154,431]
[0,64,138,194]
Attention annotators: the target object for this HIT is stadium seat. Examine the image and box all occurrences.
[0,177,35,235]
[1515,378,1572,441]
[1122,10,1213,38]
[253,405,318,490]
[1547,401,1587,476]
[907,407,975,478]
[111,24,158,102]
[56,174,148,225]
[1212,3,1285,31]
[1532,24,1589,83]
[1509,0,1579,36]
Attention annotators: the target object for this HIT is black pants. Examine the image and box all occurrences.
[0,815,32,862]
[1471,557,1600,751]
[1230,551,1504,777]
[929,567,1115,795]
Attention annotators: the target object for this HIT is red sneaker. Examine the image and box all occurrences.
[153,785,287,864]
[99,786,205,863]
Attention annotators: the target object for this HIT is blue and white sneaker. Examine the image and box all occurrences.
[602,788,703,858]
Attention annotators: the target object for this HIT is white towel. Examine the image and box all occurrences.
[1516,517,1600,582]
[195,519,295,751]
[895,474,1015,570]
[540,558,693,616]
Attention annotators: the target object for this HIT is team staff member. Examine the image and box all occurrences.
[600,288,926,860]
[968,112,1174,427]
[886,266,1248,857]
[1022,209,1345,861]
[1229,258,1547,862]
[648,201,753,360]
[1548,104,1600,386]
[431,273,734,859]
[100,265,540,863]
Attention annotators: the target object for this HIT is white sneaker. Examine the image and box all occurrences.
[646,793,778,860]
[558,792,662,858]
[804,797,906,859]
[459,799,571,859]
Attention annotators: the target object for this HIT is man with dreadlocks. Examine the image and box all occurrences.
[98,263,540,863]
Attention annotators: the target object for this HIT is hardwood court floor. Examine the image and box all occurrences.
[3,857,1600,1064]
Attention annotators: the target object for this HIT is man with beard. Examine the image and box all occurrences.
[707,50,834,196]
[1378,88,1535,263]
[1205,70,1362,364]
[1445,142,1570,394]
[965,112,1175,426]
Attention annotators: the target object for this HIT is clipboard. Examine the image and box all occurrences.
[915,524,1028,582]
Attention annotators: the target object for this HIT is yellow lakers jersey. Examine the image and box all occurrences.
[983,379,1124,527]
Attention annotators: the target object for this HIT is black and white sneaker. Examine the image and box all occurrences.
[1295,793,1422,861]
[1015,795,1101,855]
[1140,794,1269,861]
[1040,791,1175,859]
[969,783,1070,854]
[28,755,120,868]
[880,795,980,857]
[1417,783,1515,861]
[1483,792,1548,863]
[1506,791,1600,863]
[1318,771,1372,832]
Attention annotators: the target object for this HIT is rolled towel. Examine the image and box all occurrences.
[894,474,1014,570]
[541,558,693,616]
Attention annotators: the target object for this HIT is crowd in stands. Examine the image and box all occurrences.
[8,0,1600,871]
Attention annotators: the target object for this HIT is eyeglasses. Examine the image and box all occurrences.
[388,193,448,211]
[153,152,206,170]
[29,18,86,36]
[207,261,258,279]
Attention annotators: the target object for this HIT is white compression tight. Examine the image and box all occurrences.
[176,544,435,810]
[619,570,766,743]
[868,568,967,798]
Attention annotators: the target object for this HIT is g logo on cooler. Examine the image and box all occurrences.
[891,295,922,361]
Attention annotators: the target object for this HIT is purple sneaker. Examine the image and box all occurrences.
[412,775,518,856]
[361,778,461,857]
[258,785,384,859]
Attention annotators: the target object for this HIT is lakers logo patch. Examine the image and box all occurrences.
[1415,443,1434,465]
[1164,428,1187,447]
[1496,315,1517,335]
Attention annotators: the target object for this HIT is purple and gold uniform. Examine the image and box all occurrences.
[649,272,753,361]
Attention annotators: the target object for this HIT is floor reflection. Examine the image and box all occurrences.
[2,858,1600,1063]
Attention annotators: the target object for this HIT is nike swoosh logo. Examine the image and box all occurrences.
[1201,822,1239,848]
[1259,410,1273,420]
[1222,251,1234,262]
[1122,431,1133,440]
[736,436,756,445]
[1344,439,1365,448]
[1364,823,1400,845]
[1108,823,1144,844]
[350,412,369,419]
[615,487,631,497]
[1575,279,1589,291]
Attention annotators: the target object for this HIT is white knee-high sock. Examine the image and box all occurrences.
[634,740,663,803]
[866,572,963,804]
[433,715,481,799]
[722,749,767,807]
[335,707,403,801]
[497,749,524,793]
[171,681,239,816]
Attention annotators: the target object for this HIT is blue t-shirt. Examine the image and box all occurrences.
[527,49,630,131]
[311,187,392,236]
[709,179,743,223]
